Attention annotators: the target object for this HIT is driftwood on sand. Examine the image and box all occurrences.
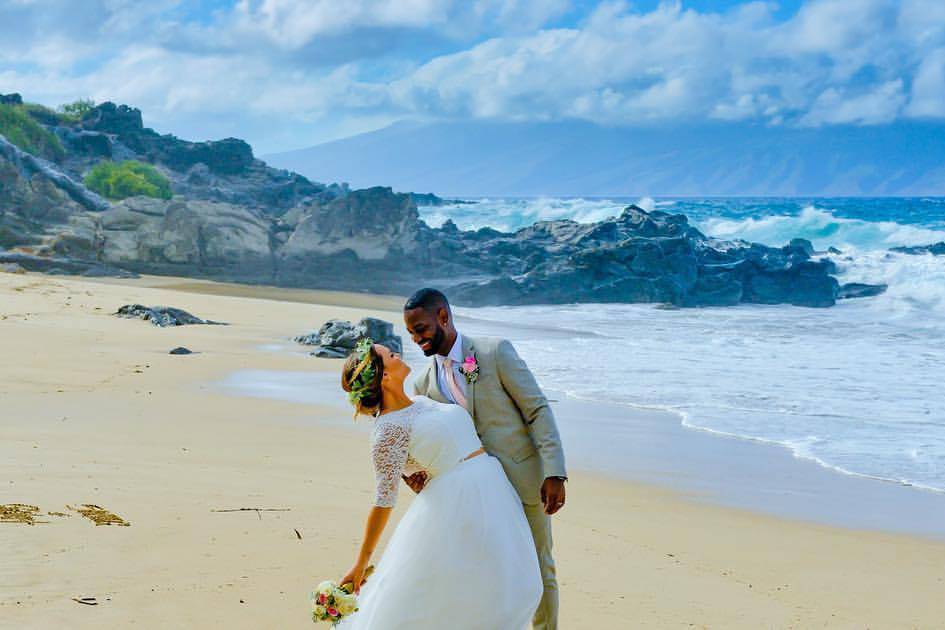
[212,507,292,520]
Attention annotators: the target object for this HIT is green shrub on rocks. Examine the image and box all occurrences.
[84,160,173,201]
[58,99,96,122]
[0,104,66,161]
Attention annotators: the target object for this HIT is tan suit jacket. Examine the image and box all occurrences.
[413,335,567,505]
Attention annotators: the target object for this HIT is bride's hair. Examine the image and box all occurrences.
[341,343,383,418]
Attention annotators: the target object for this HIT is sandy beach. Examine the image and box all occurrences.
[2,271,945,629]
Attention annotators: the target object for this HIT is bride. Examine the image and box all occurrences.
[336,340,542,629]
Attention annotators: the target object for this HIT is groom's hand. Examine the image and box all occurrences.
[541,477,567,515]
[402,471,428,494]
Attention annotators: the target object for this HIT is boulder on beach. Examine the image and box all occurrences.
[115,304,226,327]
[295,317,402,358]
[169,346,194,355]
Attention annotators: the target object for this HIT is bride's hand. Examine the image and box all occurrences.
[402,471,428,493]
[340,562,369,594]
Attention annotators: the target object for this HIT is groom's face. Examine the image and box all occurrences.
[404,307,448,357]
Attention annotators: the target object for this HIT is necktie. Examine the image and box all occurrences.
[442,358,468,410]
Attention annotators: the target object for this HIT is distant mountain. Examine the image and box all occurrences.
[265,120,945,197]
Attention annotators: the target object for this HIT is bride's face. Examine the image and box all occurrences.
[375,344,411,384]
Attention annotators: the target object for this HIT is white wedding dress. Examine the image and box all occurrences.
[339,396,542,629]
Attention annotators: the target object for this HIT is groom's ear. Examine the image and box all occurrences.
[437,306,451,326]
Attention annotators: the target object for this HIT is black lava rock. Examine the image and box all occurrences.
[890,242,945,256]
[295,317,402,358]
[838,283,888,299]
[116,304,226,327]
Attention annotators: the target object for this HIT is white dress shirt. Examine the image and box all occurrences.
[435,332,468,404]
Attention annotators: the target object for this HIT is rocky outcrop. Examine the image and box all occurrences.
[891,242,945,256]
[1,95,889,309]
[275,187,427,289]
[115,304,226,327]
[0,252,137,277]
[296,317,402,358]
[75,103,333,214]
[0,134,109,213]
[445,206,844,307]
[281,187,421,260]
[408,192,473,206]
[45,197,277,283]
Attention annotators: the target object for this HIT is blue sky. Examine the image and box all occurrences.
[1,1,943,154]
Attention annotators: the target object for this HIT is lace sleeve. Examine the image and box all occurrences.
[371,420,411,508]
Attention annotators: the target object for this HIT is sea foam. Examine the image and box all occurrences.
[427,196,945,493]
[698,205,945,251]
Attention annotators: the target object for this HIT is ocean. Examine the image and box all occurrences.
[419,198,945,494]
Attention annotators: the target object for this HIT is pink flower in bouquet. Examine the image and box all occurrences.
[327,607,339,617]
[318,593,327,605]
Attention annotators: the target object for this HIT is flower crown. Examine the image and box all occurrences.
[346,337,376,407]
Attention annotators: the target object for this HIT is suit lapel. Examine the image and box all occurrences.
[461,335,477,421]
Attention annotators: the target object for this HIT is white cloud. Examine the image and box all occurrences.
[1,0,944,153]
[228,0,453,48]
[386,0,945,127]
[906,47,945,117]
[0,0,179,66]
[800,80,907,125]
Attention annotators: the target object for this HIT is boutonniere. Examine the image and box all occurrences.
[459,354,480,384]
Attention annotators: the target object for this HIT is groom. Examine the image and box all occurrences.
[403,288,567,630]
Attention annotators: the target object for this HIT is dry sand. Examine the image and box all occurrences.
[1,271,944,629]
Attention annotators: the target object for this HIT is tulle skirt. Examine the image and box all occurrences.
[340,455,542,630]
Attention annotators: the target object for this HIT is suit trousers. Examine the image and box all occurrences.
[523,502,558,630]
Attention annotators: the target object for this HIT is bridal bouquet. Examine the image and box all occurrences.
[310,566,373,626]
[311,580,358,625]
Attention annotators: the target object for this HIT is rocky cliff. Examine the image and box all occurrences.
[0,93,883,307]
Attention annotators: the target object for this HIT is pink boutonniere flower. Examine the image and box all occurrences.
[460,354,480,384]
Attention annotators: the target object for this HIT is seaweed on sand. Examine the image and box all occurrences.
[68,504,131,526]
[0,504,46,525]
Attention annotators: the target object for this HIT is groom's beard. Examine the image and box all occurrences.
[419,326,445,357]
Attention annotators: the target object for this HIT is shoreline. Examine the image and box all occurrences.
[218,367,945,540]
[75,273,945,535]
[548,392,945,540]
[676,409,945,498]
[3,271,945,628]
